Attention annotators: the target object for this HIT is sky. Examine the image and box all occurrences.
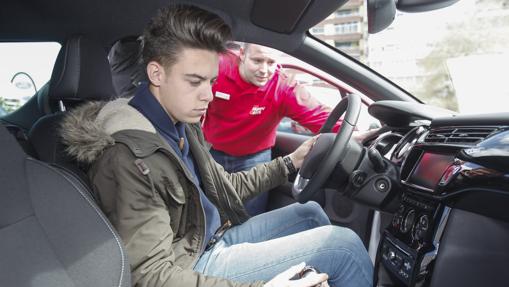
[367,0,509,114]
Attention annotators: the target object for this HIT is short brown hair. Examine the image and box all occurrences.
[142,4,232,69]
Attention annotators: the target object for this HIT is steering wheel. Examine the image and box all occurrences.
[292,93,362,203]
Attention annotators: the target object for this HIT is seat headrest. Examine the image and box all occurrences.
[109,36,146,97]
[49,35,116,101]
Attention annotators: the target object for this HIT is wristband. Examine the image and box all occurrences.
[283,155,297,174]
[289,265,320,280]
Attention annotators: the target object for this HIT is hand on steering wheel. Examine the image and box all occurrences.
[292,94,362,203]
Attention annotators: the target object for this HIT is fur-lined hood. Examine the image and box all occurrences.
[60,97,156,164]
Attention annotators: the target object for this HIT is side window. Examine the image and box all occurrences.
[277,67,380,135]
[0,42,60,115]
[277,68,340,135]
[226,41,380,136]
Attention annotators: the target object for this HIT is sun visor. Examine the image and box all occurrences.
[250,0,349,34]
[250,0,313,33]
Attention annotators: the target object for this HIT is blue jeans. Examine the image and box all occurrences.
[210,148,272,216]
[194,202,373,287]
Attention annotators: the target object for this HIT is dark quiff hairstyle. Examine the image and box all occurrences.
[142,4,232,69]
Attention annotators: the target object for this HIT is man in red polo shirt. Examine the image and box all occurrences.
[202,43,341,215]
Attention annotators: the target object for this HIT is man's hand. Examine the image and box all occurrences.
[287,128,379,169]
[264,262,329,287]
[352,128,380,144]
[288,135,319,169]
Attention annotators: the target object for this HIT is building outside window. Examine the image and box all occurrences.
[335,9,357,18]
[334,22,359,34]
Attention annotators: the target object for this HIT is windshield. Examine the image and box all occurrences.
[311,0,509,114]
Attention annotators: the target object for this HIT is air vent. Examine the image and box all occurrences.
[425,127,499,145]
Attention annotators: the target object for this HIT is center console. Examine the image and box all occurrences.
[376,146,460,286]
[371,119,509,286]
[379,195,449,286]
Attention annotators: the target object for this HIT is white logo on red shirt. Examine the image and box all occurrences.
[249,105,266,115]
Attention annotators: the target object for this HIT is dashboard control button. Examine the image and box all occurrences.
[403,260,412,272]
[389,252,402,268]
[388,250,396,260]
[375,178,390,192]
[351,170,367,187]
[392,215,402,229]
[413,229,425,241]
[413,214,430,241]
[419,215,429,229]
[401,209,416,234]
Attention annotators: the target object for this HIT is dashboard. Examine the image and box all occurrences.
[365,102,509,287]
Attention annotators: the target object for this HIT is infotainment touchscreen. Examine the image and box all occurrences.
[408,152,455,190]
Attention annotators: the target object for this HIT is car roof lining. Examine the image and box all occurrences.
[0,0,415,102]
[0,0,345,48]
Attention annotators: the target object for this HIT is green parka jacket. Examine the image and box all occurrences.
[61,98,290,287]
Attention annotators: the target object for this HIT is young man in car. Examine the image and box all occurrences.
[61,4,373,287]
[202,43,342,216]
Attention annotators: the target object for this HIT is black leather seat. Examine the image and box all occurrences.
[28,35,116,192]
[0,123,130,286]
[29,35,116,164]
[109,36,146,97]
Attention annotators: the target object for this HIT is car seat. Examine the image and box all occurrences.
[28,35,116,194]
[108,35,146,97]
[0,123,130,286]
